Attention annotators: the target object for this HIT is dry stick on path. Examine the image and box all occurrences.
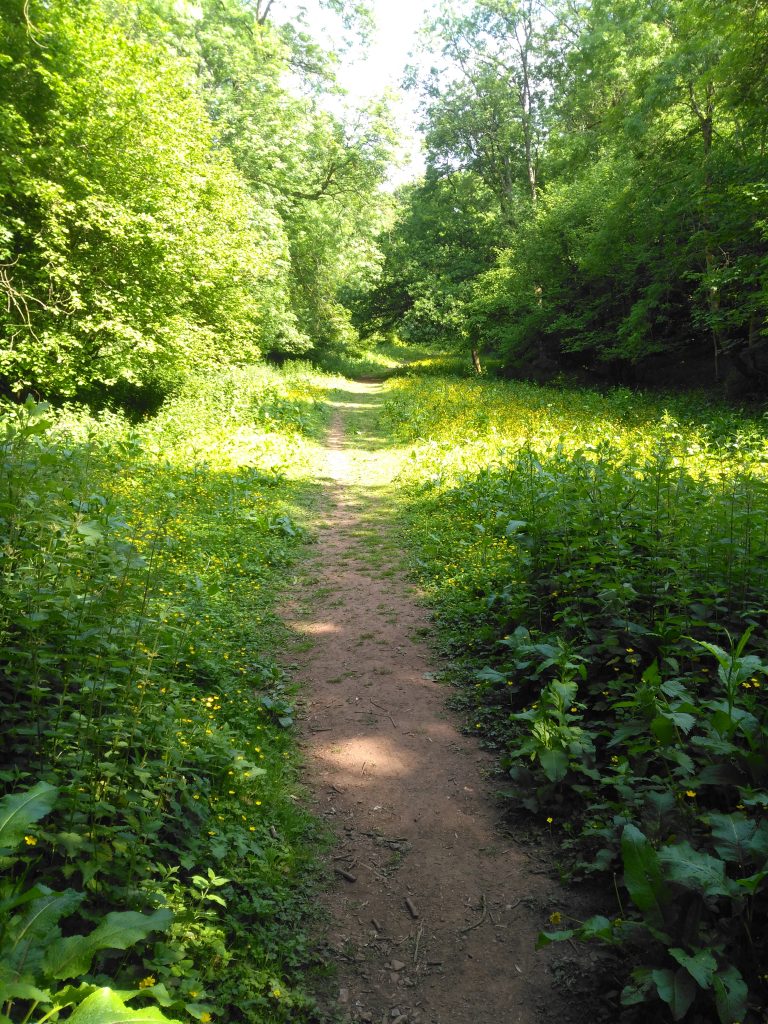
[282,380,569,1024]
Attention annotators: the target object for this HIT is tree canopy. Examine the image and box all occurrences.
[0,0,394,403]
[2,0,766,400]
[355,0,768,391]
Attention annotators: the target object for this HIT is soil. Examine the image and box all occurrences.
[281,381,602,1024]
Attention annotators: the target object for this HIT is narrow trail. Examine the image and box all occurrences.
[282,382,568,1024]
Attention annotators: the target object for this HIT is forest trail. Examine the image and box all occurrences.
[281,381,569,1024]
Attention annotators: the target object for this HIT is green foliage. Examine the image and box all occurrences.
[0,367,335,1022]
[359,0,768,386]
[348,173,502,351]
[0,0,394,401]
[0,784,177,1024]
[386,373,768,1021]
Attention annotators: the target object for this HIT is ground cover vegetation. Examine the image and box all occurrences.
[350,0,768,393]
[0,364,342,1024]
[384,372,768,1023]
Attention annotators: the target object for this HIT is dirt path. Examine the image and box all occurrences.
[282,382,569,1024]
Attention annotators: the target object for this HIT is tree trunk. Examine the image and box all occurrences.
[471,347,483,374]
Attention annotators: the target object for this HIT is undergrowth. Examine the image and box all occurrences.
[0,364,334,1024]
[384,375,768,1024]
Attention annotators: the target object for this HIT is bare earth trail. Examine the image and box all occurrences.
[281,381,572,1024]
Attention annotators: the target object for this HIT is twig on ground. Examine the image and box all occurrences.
[460,894,487,934]
[370,698,397,728]
[334,867,357,883]
[413,923,423,964]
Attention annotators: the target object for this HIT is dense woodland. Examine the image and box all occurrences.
[2,0,766,403]
[351,0,768,393]
[2,2,768,1024]
[0,0,394,406]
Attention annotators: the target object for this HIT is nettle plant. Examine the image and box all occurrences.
[0,782,174,1024]
[534,632,768,1023]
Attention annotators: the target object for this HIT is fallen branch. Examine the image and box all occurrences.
[334,867,357,883]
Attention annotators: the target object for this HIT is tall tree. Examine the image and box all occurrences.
[417,0,549,219]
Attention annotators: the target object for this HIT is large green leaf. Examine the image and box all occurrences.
[539,748,569,782]
[535,928,575,948]
[68,988,180,1024]
[0,982,49,1003]
[747,818,768,862]
[621,824,669,923]
[6,889,84,980]
[45,909,173,980]
[669,947,717,989]
[713,965,748,1024]
[658,841,732,897]
[652,967,697,1020]
[706,813,755,866]
[0,783,58,853]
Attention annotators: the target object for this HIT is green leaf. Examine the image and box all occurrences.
[621,824,669,923]
[45,909,172,980]
[621,967,653,1007]
[0,982,49,1003]
[475,666,506,683]
[578,915,614,942]
[0,782,58,853]
[658,841,732,897]
[68,987,179,1024]
[713,965,748,1024]
[747,818,768,861]
[651,967,697,1020]
[535,928,575,948]
[53,984,106,1007]
[668,947,717,989]
[76,522,104,545]
[651,716,675,745]
[11,889,84,956]
[706,813,755,865]
[539,748,569,782]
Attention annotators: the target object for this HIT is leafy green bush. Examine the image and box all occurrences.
[0,782,176,1024]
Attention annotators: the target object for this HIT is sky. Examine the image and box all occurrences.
[278,0,440,181]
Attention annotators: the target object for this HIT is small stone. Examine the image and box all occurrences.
[391,960,406,971]
[390,1009,401,1019]
[339,988,349,1004]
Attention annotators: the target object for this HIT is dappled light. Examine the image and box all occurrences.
[3,0,766,1020]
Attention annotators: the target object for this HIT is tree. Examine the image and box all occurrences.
[0,0,396,400]
[417,0,550,219]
